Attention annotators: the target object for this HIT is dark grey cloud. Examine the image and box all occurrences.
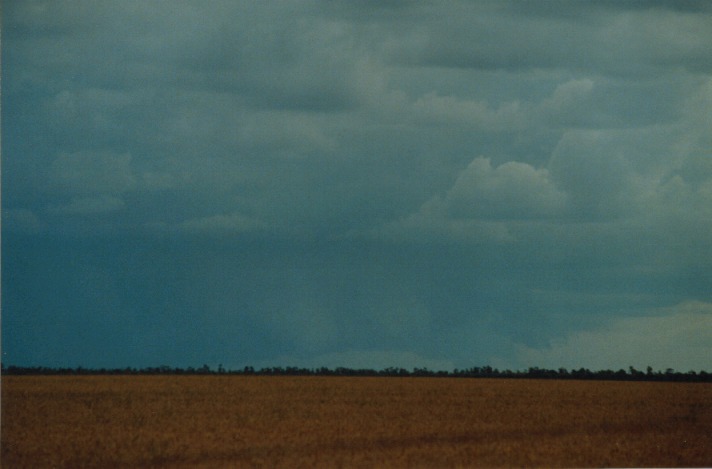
[384,2,712,76]
[3,1,711,371]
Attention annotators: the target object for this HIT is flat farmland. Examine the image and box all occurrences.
[2,375,711,467]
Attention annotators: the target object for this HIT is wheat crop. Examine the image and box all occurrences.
[2,375,710,467]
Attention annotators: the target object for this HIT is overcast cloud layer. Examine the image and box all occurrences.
[3,1,712,372]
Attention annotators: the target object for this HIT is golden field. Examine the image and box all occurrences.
[2,375,711,468]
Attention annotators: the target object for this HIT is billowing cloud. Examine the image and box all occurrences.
[537,79,596,126]
[376,156,564,242]
[446,157,566,220]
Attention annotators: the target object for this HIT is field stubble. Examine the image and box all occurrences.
[2,375,711,467]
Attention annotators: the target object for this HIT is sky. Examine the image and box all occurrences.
[3,0,712,372]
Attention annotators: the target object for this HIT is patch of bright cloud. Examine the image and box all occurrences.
[446,157,566,220]
[515,301,712,372]
[373,156,565,243]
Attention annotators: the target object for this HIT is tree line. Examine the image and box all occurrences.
[2,363,710,382]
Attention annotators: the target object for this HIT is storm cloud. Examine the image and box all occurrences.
[3,0,711,371]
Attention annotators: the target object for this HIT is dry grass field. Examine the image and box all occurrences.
[2,375,711,468]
